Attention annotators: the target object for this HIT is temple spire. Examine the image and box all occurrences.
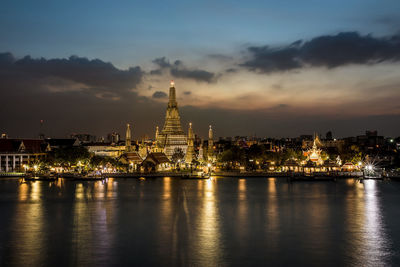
[168,80,177,107]
[155,126,159,140]
[188,123,193,139]
[185,122,195,164]
[156,81,187,158]
[208,125,214,162]
[126,123,131,151]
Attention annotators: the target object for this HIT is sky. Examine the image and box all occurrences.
[1,0,400,139]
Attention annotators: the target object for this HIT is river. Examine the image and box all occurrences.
[0,177,399,266]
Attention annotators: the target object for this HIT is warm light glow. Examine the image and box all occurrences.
[170,80,175,87]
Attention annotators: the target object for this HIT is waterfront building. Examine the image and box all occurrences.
[0,139,49,172]
[304,134,324,165]
[185,123,195,164]
[142,152,171,171]
[156,81,188,158]
[119,151,143,171]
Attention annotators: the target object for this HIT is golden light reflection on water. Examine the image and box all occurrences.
[30,181,41,201]
[13,181,44,266]
[157,177,175,264]
[163,177,171,199]
[237,179,248,238]
[18,182,28,201]
[105,178,117,199]
[71,181,116,265]
[191,178,222,265]
[266,178,280,241]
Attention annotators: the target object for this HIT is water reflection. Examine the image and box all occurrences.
[12,181,44,266]
[71,181,116,265]
[266,178,280,249]
[0,178,398,266]
[237,179,248,241]
[194,178,222,265]
[361,180,390,266]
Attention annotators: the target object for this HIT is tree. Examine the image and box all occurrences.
[171,148,185,164]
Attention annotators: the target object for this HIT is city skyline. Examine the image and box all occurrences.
[1,0,400,138]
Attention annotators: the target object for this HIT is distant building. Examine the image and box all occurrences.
[70,133,97,143]
[107,132,120,144]
[45,138,79,149]
[83,142,125,157]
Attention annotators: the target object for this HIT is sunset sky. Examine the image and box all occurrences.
[1,0,400,139]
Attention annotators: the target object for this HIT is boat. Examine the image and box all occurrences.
[71,176,104,181]
[362,171,383,180]
[24,173,58,181]
[181,172,211,179]
[61,172,105,181]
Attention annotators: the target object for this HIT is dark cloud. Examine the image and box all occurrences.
[208,54,233,61]
[225,68,237,73]
[0,52,143,98]
[150,56,218,83]
[276,104,288,108]
[152,91,168,99]
[183,91,191,95]
[152,57,171,68]
[242,32,400,73]
[170,68,215,83]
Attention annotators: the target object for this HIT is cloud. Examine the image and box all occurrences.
[242,32,400,73]
[150,56,218,83]
[152,91,168,98]
[225,68,237,73]
[207,54,233,62]
[0,52,143,98]
[183,91,191,95]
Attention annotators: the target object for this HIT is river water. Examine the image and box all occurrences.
[0,177,399,266]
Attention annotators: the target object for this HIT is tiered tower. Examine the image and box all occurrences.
[207,125,214,161]
[125,123,131,152]
[156,81,188,158]
[185,123,195,164]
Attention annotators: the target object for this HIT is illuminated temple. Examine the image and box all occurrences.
[156,81,188,158]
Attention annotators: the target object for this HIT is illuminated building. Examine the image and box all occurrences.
[125,123,131,152]
[185,123,195,164]
[156,81,188,158]
[207,125,215,162]
[305,134,324,165]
